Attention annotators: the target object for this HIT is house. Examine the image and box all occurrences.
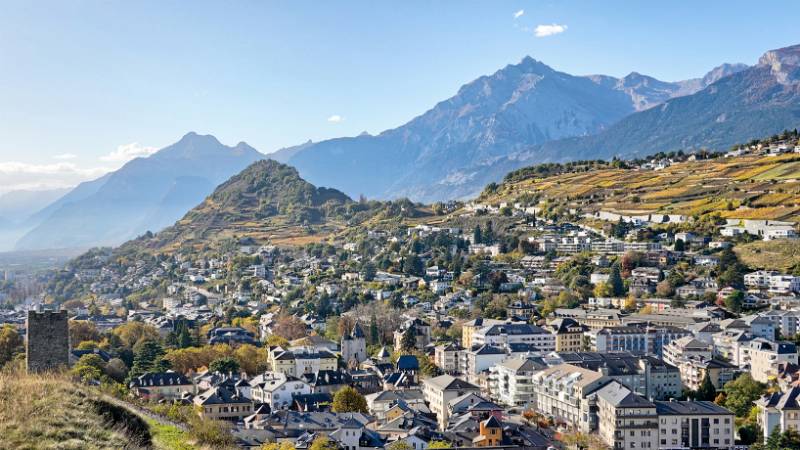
[194,386,254,420]
[268,347,338,377]
[129,371,193,401]
[250,372,312,409]
[422,375,481,430]
[755,387,800,444]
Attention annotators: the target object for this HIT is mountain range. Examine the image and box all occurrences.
[15,43,800,251]
[15,133,264,251]
[272,54,752,202]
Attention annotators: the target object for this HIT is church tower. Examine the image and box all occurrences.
[341,323,367,366]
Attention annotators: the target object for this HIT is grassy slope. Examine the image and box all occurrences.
[483,153,800,222]
[0,368,194,450]
[735,239,800,271]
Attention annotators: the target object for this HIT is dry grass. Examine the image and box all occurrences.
[0,367,139,449]
[736,240,800,271]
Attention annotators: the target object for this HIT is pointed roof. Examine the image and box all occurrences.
[483,415,502,428]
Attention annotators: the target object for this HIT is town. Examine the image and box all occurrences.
[4,136,800,450]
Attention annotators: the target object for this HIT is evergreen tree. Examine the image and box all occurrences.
[401,326,417,351]
[609,263,625,296]
[697,372,717,401]
[128,339,167,380]
[369,315,380,345]
[472,225,482,245]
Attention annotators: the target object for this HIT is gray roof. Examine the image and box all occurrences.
[654,401,733,416]
[596,382,655,408]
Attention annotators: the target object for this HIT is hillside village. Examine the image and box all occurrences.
[3,134,800,450]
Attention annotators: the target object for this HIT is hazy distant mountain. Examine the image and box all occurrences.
[0,188,70,251]
[0,188,70,225]
[276,56,750,202]
[16,133,264,250]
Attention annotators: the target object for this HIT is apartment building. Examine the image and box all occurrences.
[530,363,611,432]
[487,357,542,407]
[596,382,659,450]
[662,336,712,368]
[745,339,799,383]
[655,401,735,450]
[471,323,555,352]
[422,375,481,430]
[434,343,462,373]
[546,317,588,352]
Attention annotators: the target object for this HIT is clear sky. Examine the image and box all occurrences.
[0,0,798,192]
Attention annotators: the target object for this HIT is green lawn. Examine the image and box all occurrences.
[147,419,196,450]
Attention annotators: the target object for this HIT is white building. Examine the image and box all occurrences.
[487,357,541,407]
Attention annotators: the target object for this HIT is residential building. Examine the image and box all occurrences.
[422,375,481,430]
[746,339,799,383]
[755,387,800,443]
[471,323,555,352]
[546,318,588,352]
[596,382,658,450]
[488,357,542,407]
[655,401,735,450]
[530,363,611,432]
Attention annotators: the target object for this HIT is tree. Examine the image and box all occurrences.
[427,441,451,449]
[332,386,368,413]
[593,282,614,298]
[105,358,129,382]
[723,373,766,417]
[234,345,267,375]
[209,356,240,374]
[401,326,417,351]
[697,372,716,401]
[309,436,338,450]
[129,339,168,379]
[656,280,675,297]
[622,295,637,312]
[113,322,159,349]
[69,320,100,344]
[766,428,800,450]
[265,335,289,347]
[724,290,744,313]
[609,263,625,296]
[71,353,106,382]
[472,225,483,245]
[272,315,308,340]
[262,442,297,450]
[0,324,23,367]
[387,442,413,450]
[674,238,685,251]
[403,253,423,276]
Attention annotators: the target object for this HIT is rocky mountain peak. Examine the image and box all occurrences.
[758,44,800,84]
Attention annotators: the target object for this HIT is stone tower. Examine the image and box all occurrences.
[26,309,70,373]
[340,323,367,366]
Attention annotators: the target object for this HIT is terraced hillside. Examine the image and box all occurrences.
[482,152,800,222]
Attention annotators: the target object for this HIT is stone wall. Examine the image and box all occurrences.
[26,309,70,373]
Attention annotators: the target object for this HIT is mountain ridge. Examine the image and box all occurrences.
[16,133,265,250]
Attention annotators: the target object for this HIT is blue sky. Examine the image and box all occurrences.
[0,0,798,192]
